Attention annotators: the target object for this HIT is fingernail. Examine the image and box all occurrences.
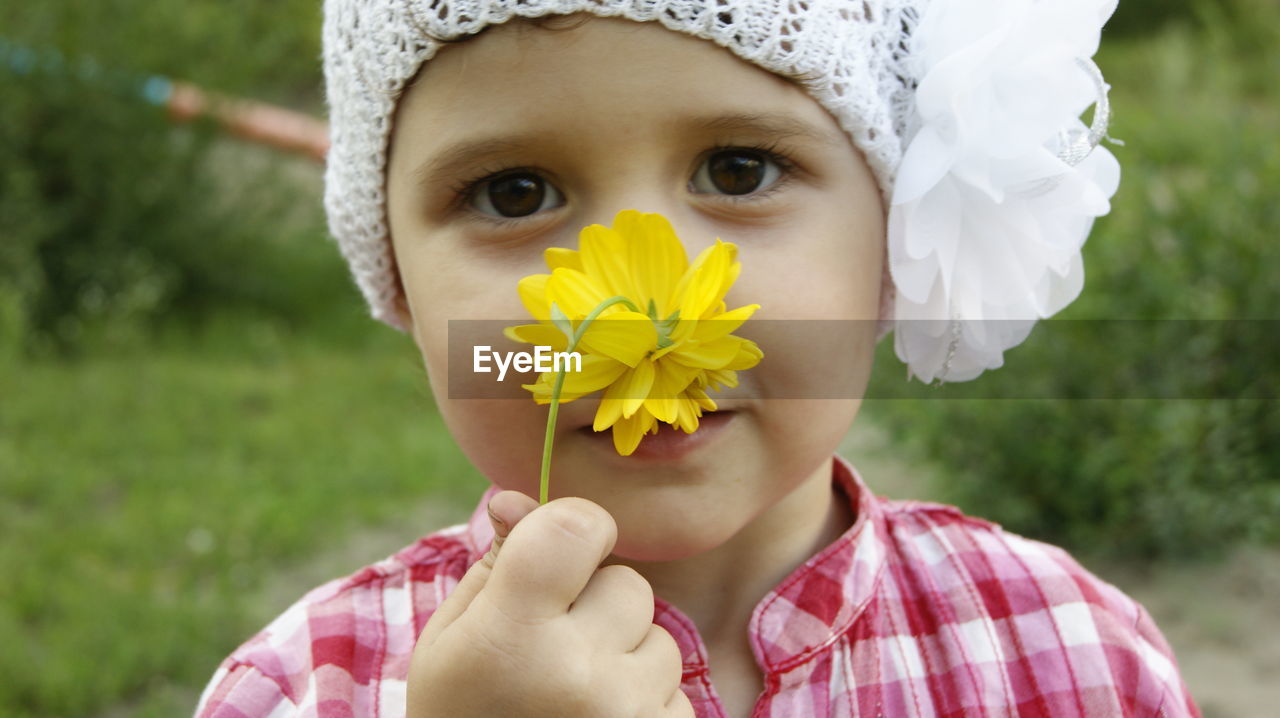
[487,505,506,531]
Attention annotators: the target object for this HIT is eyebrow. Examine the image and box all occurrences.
[682,111,845,148]
[414,135,544,191]
[413,111,843,191]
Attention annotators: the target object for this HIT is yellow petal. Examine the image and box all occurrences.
[703,368,739,391]
[721,241,738,263]
[724,338,764,370]
[523,381,553,404]
[674,240,736,320]
[544,247,582,271]
[674,397,700,433]
[644,360,698,423]
[503,324,568,352]
[525,375,585,404]
[577,311,656,367]
[691,304,759,343]
[560,354,629,396]
[722,256,741,299]
[668,335,744,370]
[525,373,599,404]
[517,274,552,321]
[620,211,687,316]
[686,384,718,411]
[546,267,611,319]
[579,224,636,301]
[612,408,656,456]
[593,379,629,432]
[619,359,655,418]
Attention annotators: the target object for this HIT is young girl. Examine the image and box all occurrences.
[196,1,1199,716]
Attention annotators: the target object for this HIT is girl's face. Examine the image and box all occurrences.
[386,15,884,561]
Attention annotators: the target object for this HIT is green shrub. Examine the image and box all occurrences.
[0,2,343,357]
[0,63,348,356]
[1106,0,1269,39]
[0,1,323,108]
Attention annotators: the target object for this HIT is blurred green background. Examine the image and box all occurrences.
[2,1,1277,716]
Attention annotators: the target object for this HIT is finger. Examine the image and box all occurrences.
[416,491,535,647]
[568,564,655,651]
[481,496,618,624]
[486,490,540,553]
[632,623,686,701]
[663,685,696,718]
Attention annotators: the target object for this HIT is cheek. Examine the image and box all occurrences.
[785,219,884,320]
[417,323,546,495]
[729,209,880,450]
[439,399,546,495]
[755,398,861,474]
[730,198,884,322]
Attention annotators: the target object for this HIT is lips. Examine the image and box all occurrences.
[577,410,737,461]
[567,399,745,431]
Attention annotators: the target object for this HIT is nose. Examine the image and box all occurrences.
[574,193,718,257]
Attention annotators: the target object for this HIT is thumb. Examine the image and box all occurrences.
[417,490,539,647]
[485,489,541,555]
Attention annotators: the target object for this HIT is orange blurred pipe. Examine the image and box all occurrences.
[166,81,329,163]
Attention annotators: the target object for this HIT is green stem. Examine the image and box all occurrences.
[538,295,640,505]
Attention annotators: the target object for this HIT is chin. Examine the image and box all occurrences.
[609,513,738,563]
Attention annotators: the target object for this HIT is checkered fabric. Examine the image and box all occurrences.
[194,456,1200,717]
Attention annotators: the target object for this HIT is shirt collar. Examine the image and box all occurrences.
[654,455,888,674]
[460,454,888,673]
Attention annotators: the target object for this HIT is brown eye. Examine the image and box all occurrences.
[471,172,564,218]
[691,149,782,196]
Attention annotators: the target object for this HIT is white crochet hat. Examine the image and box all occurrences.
[321,0,1120,383]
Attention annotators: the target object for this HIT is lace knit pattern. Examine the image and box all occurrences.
[322,0,930,337]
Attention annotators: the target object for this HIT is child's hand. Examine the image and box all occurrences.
[406,490,694,718]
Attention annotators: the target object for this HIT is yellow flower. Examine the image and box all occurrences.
[504,209,763,456]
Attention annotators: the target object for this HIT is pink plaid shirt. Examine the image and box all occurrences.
[195,456,1200,717]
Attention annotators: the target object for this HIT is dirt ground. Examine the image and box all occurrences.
[1099,545,1280,718]
[235,421,1278,718]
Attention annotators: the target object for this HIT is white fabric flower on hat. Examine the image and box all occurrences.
[888,0,1122,383]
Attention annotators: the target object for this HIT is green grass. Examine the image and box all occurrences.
[0,316,488,717]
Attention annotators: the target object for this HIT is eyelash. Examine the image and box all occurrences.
[701,139,799,204]
[445,140,801,227]
[446,165,542,231]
